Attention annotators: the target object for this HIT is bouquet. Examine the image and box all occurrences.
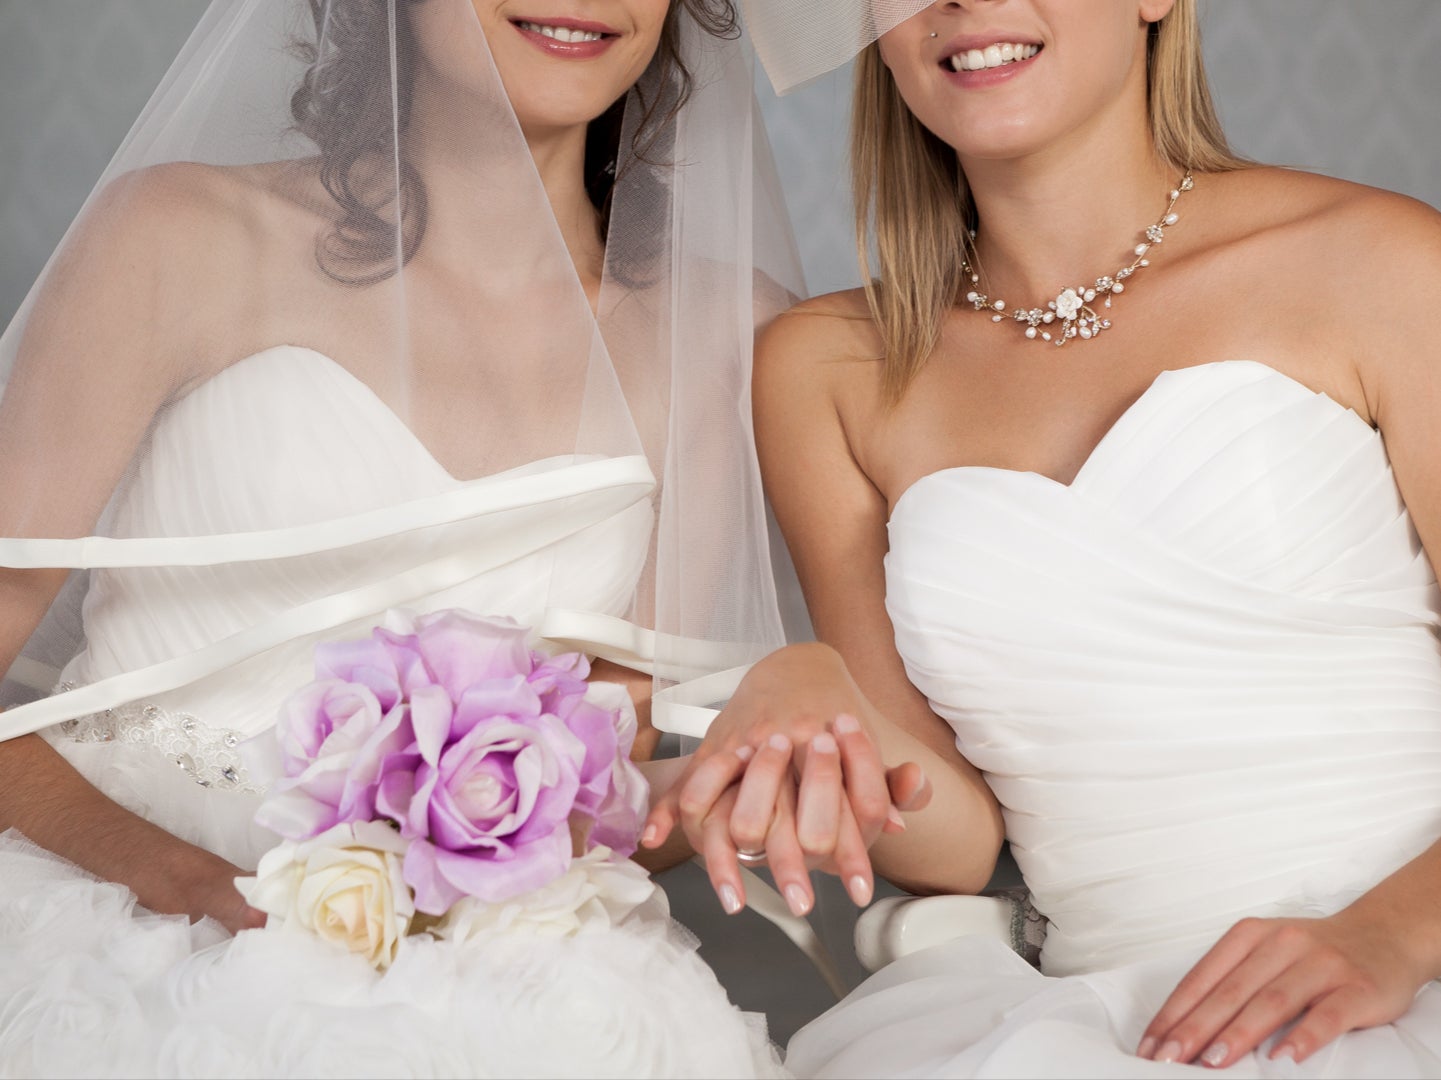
[237,609,655,969]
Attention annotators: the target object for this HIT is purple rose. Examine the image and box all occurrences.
[256,679,413,840]
[399,610,535,705]
[376,680,587,913]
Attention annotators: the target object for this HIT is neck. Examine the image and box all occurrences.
[403,67,605,287]
[521,121,606,285]
[961,100,1175,303]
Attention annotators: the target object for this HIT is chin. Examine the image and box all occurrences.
[508,86,627,132]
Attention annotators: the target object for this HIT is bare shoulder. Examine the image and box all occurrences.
[1212,166,1441,287]
[79,160,316,270]
[756,288,882,386]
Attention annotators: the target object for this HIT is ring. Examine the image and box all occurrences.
[735,848,768,866]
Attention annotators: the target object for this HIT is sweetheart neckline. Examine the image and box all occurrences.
[185,344,620,487]
[887,360,1376,525]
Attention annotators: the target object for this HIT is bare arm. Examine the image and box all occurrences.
[747,305,1003,895]
[0,169,264,931]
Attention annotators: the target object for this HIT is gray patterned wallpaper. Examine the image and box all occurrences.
[2,1,1440,318]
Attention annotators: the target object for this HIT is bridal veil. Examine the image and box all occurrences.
[0,0,802,741]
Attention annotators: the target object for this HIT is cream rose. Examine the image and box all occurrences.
[431,846,659,944]
[236,820,414,970]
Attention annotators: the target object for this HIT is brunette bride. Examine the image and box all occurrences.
[653,0,1441,1074]
[0,0,802,1074]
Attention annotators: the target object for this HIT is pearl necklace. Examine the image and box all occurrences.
[961,173,1194,347]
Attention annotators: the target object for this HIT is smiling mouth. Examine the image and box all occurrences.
[513,20,614,44]
[944,43,1042,73]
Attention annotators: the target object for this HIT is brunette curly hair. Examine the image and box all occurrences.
[290,0,738,285]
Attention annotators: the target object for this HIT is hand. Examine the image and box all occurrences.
[172,851,267,936]
[1137,908,1428,1067]
[647,708,930,917]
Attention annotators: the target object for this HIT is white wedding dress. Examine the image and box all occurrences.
[788,361,1441,1078]
[0,347,783,1079]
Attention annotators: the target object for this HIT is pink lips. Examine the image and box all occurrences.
[511,17,620,60]
[938,40,1044,89]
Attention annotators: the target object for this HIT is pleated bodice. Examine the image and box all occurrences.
[884,361,1441,976]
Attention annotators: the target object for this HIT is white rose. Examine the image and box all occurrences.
[236,821,414,970]
[432,846,659,944]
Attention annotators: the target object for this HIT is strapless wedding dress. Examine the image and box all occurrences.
[0,347,782,1079]
[788,361,1441,1078]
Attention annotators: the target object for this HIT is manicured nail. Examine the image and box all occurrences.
[1201,1043,1227,1068]
[1156,1040,1183,1064]
[719,883,742,915]
[834,712,861,735]
[1136,1036,1157,1059]
[886,805,907,831]
[1270,1044,1295,1062]
[812,733,837,754]
[734,744,755,762]
[848,875,873,906]
[641,823,658,847]
[768,733,791,752]
[784,883,812,916]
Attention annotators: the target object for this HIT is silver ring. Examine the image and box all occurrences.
[735,848,768,866]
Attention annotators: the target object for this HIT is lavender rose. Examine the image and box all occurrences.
[375,679,588,914]
[256,677,413,841]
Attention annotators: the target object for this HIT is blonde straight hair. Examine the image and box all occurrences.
[853,0,1250,405]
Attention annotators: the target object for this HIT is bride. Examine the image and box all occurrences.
[654,0,1441,1074]
[0,0,800,1075]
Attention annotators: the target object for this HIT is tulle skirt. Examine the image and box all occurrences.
[785,935,1441,1079]
[0,740,784,1079]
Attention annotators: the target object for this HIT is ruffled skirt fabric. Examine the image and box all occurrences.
[786,935,1441,1079]
[0,745,784,1079]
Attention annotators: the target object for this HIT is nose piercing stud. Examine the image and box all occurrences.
[930,32,939,38]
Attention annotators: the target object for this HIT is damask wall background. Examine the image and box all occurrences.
[3,1,1441,318]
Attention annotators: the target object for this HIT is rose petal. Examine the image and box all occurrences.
[409,684,455,766]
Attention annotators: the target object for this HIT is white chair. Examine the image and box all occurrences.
[854,888,1044,973]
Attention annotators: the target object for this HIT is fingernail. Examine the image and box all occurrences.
[1201,1042,1227,1068]
[641,824,658,847]
[886,805,907,831]
[1156,1040,1183,1064]
[784,883,812,916]
[848,875,873,906]
[834,713,860,735]
[768,733,791,752]
[812,733,837,754]
[1271,1044,1295,1062]
[734,744,755,762]
[719,883,742,915]
[1136,1036,1157,1059]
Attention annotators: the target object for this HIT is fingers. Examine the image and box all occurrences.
[643,743,751,851]
[699,787,746,915]
[1271,983,1374,1065]
[1139,917,1270,1059]
[828,802,874,907]
[885,761,931,816]
[832,713,892,842]
[795,732,844,864]
[763,782,813,916]
[1139,918,1396,1068]
[1144,935,1308,1065]
[729,734,793,854]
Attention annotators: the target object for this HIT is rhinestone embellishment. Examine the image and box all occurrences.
[962,173,1194,347]
[56,684,259,793]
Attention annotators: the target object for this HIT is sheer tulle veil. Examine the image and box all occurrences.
[739,0,933,92]
[0,0,803,739]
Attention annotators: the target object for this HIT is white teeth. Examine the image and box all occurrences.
[948,42,1039,72]
[518,21,605,43]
